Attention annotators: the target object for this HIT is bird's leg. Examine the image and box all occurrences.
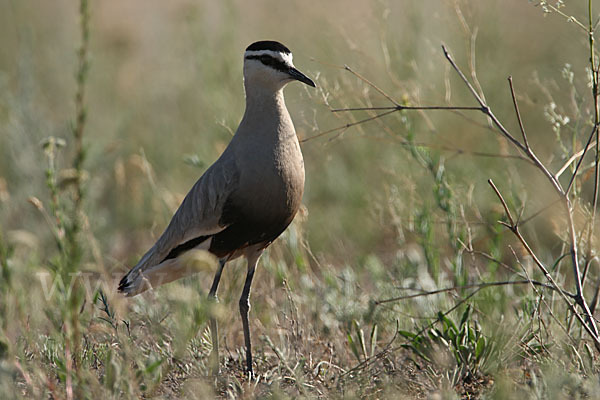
[208,258,226,375]
[239,251,260,378]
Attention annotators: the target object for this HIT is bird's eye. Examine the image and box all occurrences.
[260,55,274,65]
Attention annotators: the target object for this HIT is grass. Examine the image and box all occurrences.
[3,0,600,398]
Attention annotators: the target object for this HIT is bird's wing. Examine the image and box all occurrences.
[131,153,240,273]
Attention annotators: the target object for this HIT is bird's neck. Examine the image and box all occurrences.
[239,83,294,141]
[243,83,287,114]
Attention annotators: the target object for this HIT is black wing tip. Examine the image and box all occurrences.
[246,40,291,54]
[117,274,131,293]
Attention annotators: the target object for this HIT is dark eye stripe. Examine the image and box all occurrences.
[245,55,289,73]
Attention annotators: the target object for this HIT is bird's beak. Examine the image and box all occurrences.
[288,67,316,87]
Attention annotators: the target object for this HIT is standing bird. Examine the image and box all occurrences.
[118,41,315,376]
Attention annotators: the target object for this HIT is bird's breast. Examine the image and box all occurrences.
[211,136,304,257]
[242,135,304,218]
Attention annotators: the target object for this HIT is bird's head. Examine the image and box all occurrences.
[243,40,316,91]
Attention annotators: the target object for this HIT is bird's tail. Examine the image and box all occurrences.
[118,250,218,297]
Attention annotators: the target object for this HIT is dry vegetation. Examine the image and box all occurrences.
[3,0,600,398]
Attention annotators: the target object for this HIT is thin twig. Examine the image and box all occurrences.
[581,256,598,291]
[442,43,600,347]
[508,76,530,149]
[510,246,577,348]
[322,45,600,351]
[72,0,90,218]
[519,198,562,225]
[343,64,400,106]
[455,4,489,128]
[488,179,600,348]
[331,105,483,112]
[565,124,599,194]
[591,281,600,315]
[331,106,398,111]
[488,179,515,227]
[544,3,588,31]
[556,131,598,179]
[300,109,397,143]
[375,279,575,305]
[355,134,532,163]
[587,0,600,280]
[443,45,565,195]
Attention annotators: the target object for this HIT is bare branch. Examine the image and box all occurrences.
[520,198,562,225]
[442,46,532,154]
[440,45,600,346]
[508,76,530,149]
[443,45,567,197]
[358,135,532,162]
[323,45,600,351]
[343,64,400,106]
[588,0,600,267]
[565,123,599,194]
[488,179,515,227]
[488,179,600,348]
[375,279,575,305]
[556,133,597,179]
[331,105,483,112]
[543,3,588,31]
[441,46,489,114]
[300,109,397,143]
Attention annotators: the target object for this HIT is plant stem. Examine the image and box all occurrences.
[441,45,600,347]
[71,0,90,256]
[587,0,600,277]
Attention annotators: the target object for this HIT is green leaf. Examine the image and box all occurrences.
[144,358,164,375]
[370,323,378,357]
[429,328,441,339]
[353,320,368,360]
[446,326,457,341]
[347,333,360,362]
[55,357,67,383]
[438,312,457,336]
[468,326,476,343]
[398,330,418,339]
[475,336,486,360]
[460,305,471,329]
[401,343,432,363]
[438,336,449,348]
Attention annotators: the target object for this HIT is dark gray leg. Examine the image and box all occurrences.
[208,258,226,375]
[239,251,260,377]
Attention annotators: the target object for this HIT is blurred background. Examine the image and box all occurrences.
[1,0,590,261]
[1,0,599,397]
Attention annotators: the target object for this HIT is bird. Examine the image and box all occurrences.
[118,40,315,377]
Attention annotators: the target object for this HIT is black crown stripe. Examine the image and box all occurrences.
[245,41,291,54]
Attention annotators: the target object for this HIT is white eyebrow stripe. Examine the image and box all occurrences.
[244,50,294,65]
